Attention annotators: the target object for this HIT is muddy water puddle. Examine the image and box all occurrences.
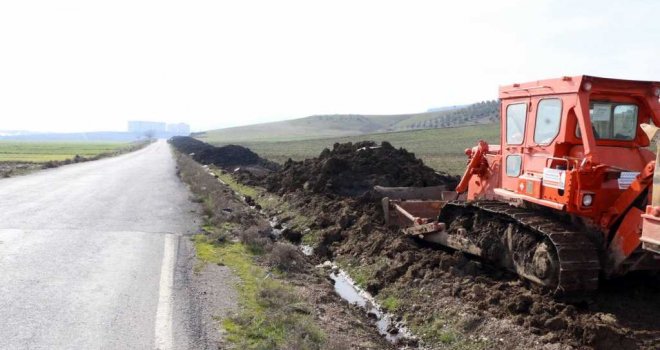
[269,208,417,346]
[329,269,417,346]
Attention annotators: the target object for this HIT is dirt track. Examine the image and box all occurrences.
[172,138,660,349]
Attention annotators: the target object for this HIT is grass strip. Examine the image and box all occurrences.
[211,169,321,246]
[213,170,262,199]
[193,235,324,349]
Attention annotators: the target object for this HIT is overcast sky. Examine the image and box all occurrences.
[1,0,658,133]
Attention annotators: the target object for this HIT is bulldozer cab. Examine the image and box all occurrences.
[493,76,660,261]
[495,76,660,212]
[380,75,660,290]
[380,75,660,291]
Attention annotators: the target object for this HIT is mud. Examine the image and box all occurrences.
[263,141,457,197]
[328,268,416,345]
[169,136,279,170]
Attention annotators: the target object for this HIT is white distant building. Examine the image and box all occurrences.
[128,121,166,135]
[166,123,190,136]
[127,121,190,138]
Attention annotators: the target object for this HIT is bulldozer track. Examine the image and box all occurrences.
[441,200,601,294]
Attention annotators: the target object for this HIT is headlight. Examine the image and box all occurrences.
[583,82,592,91]
[582,194,594,207]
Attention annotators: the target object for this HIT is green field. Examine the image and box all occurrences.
[0,141,130,162]
[207,124,501,175]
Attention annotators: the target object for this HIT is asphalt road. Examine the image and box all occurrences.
[0,140,211,349]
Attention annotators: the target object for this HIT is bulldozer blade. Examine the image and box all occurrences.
[374,185,446,200]
[419,227,483,256]
[402,222,446,236]
[383,198,446,226]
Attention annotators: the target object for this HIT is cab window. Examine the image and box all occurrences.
[534,99,562,144]
[577,102,638,140]
[506,103,526,145]
[506,155,522,177]
[591,103,638,140]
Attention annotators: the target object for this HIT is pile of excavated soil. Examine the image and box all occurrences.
[196,144,260,167]
[169,136,278,170]
[264,141,458,197]
[168,136,213,155]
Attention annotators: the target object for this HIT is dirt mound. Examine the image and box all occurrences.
[265,141,458,197]
[168,136,213,155]
[195,144,260,167]
[169,136,278,170]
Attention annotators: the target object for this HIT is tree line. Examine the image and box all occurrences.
[401,100,499,130]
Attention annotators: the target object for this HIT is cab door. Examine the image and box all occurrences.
[526,97,565,200]
[501,100,530,193]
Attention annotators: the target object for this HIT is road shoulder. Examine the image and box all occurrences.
[172,236,240,350]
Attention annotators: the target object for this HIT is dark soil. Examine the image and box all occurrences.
[169,136,279,170]
[169,136,213,155]
[263,141,458,197]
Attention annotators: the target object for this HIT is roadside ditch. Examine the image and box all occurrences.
[174,151,395,349]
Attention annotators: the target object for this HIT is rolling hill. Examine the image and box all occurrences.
[196,100,498,143]
[200,124,501,175]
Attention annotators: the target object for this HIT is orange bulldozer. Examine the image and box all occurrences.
[379,76,660,294]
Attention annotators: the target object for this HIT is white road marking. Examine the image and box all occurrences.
[154,234,178,350]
